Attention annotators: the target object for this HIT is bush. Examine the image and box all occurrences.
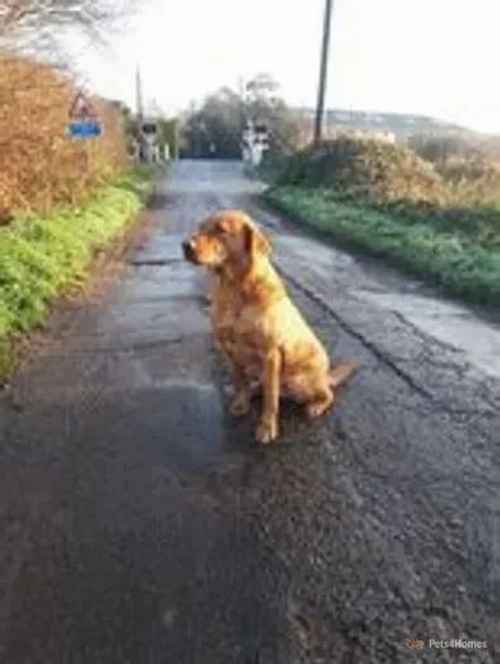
[255,151,291,183]
[437,157,500,206]
[265,134,500,306]
[278,136,450,207]
[0,53,129,223]
[407,135,500,205]
[0,169,153,377]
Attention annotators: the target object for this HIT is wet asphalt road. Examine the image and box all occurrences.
[1,160,500,663]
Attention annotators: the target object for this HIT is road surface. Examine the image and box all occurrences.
[1,161,499,663]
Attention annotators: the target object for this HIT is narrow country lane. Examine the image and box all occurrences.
[1,160,499,663]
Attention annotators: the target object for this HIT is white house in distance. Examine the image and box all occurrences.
[242,120,270,166]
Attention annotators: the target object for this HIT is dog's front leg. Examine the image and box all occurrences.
[229,366,252,417]
[256,347,282,444]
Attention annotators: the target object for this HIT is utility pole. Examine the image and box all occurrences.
[314,0,334,144]
[136,65,144,121]
[136,65,145,161]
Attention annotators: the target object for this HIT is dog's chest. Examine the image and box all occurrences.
[213,295,264,370]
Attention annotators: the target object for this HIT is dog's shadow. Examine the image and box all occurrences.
[218,382,340,451]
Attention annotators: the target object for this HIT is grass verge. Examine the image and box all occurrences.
[264,186,500,307]
[0,167,155,379]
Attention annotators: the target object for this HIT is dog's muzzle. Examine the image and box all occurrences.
[182,240,197,263]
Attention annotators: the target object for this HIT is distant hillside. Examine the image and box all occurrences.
[295,108,472,140]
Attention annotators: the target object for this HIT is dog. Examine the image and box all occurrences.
[182,210,358,444]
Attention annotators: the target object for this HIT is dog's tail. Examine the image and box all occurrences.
[329,361,360,389]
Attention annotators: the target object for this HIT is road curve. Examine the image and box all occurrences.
[1,160,499,663]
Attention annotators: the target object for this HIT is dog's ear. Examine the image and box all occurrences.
[244,224,272,259]
[216,216,232,233]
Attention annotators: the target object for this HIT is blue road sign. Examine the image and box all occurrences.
[68,121,103,139]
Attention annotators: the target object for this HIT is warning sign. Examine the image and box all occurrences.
[67,91,102,139]
[69,92,97,120]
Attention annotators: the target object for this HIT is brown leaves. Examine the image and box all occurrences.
[0,54,128,223]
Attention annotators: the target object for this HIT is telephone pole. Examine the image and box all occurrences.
[136,66,144,121]
[314,0,334,144]
[136,65,145,161]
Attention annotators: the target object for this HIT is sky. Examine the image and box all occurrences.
[74,0,500,134]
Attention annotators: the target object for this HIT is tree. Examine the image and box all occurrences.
[243,74,300,154]
[182,87,245,159]
[0,0,137,55]
[181,75,301,159]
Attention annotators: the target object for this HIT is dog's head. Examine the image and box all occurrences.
[182,210,272,271]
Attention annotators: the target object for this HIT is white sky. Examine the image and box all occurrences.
[75,0,500,134]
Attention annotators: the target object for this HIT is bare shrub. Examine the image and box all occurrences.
[279,135,450,207]
[441,157,500,206]
[0,1,136,56]
[408,134,500,205]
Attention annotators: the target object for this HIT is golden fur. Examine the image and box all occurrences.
[183,210,358,444]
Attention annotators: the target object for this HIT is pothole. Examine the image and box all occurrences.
[130,258,185,267]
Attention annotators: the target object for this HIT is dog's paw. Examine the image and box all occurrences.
[229,393,251,417]
[256,417,278,445]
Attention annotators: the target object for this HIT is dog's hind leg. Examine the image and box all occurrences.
[305,362,359,419]
[305,385,335,419]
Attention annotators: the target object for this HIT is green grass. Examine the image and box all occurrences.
[0,168,154,378]
[264,186,500,306]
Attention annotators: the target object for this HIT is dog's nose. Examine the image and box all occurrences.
[182,240,194,260]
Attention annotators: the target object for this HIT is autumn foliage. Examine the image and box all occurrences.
[0,53,129,223]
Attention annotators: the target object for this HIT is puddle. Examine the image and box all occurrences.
[130,258,185,267]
